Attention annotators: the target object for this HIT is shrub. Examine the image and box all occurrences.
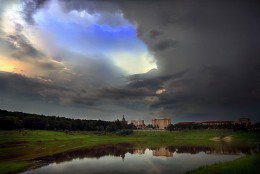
[116,129,133,136]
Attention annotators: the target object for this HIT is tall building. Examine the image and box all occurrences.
[131,120,145,129]
[152,118,171,129]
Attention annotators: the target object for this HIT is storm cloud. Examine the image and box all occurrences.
[0,0,259,122]
[118,0,260,121]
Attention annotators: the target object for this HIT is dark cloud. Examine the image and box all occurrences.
[20,0,48,24]
[37,61,65,71]
[90,70,189,113]
[7,34,44,59]
[0,71,72,102]
[149,30,161,39]
[99,87,152,100]
[0,72,106,112]
[118,0,260,121]
[53,69,187,110]
[127,70,186,90]
[14,23,23,32]
[150,96,179,109]
[153,39,178,52]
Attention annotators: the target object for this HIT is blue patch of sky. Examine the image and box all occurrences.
[35,12,147,57]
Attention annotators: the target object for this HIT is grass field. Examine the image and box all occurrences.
[186,154,260,174]
[0,130,259,174]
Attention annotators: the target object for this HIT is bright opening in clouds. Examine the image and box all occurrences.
[110,51,157,74]
[32,0,157,75]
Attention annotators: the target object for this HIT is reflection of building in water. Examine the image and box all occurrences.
[133,148,145,155]
[131,120,145,129]
[152,147,173,157]
[152,118,171,129]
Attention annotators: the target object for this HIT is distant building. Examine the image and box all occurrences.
[152,118,171,129]
[239,118,251,127]
[131,120,145,129]
[201,121,234,126]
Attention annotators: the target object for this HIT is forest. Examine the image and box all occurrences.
[0,109,134,131]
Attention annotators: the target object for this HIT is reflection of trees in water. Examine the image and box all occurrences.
[37,143,134,164]
[37,143,259,165]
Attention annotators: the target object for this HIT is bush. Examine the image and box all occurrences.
[105,123,119,132]
[166,124,175,131]
[116,129,133,136]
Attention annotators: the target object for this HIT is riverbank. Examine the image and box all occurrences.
[186,153,260,174]
[0,130,259,174]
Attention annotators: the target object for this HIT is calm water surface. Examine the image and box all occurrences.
[21,144,259,174]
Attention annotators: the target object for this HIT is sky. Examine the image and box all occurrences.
[0,0,259,123]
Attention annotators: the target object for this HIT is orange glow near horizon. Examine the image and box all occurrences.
[0,57,25,74]
[0,56,71,80]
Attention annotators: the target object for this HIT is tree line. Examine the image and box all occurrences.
[166,122,260,131]
[0,109,135,132]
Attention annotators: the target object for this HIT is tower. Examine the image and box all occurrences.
[121,115,128,125]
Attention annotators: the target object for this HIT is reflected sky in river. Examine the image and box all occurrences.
[21,144,259,174]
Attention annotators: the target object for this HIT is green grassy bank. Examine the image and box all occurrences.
[0,130,259,174]
[186,154,260,174]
